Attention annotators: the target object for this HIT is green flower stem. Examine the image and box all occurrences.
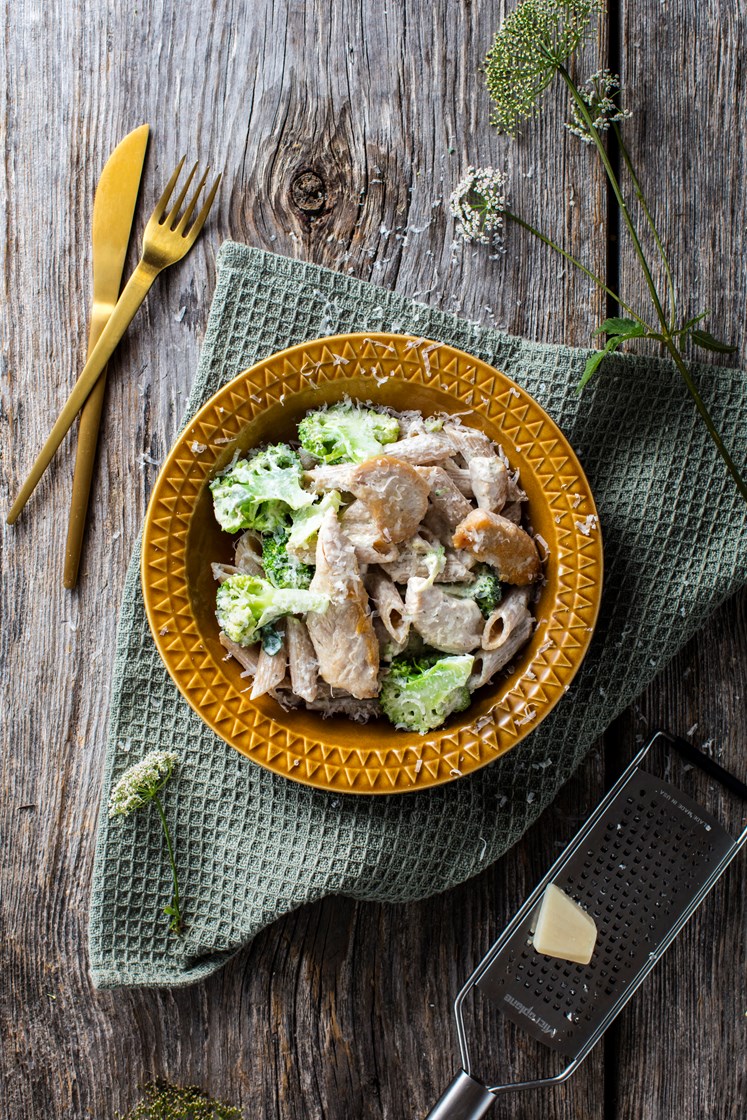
[613,122,677,330]
[153,793,182,935]
[503,208,649,327]
[663,338,747,502]
[555,61,747,501]
[556,62,669,330]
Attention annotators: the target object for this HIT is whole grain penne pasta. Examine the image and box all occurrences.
[251,632,288,699]
[219,632,260,676]
[481,586,533,650]
[212,562,242,584]
[235,530,264,575]
[285,616,319,702]
[469,612,533,689]
[366,569,410,645]
[416,465,474,528]
[442,460,474,497]
[210,400,539,734]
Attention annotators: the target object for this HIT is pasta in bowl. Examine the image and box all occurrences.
[142,333,603,794]
[209,402,542,733]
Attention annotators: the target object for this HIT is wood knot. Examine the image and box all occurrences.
[290,170,327,215]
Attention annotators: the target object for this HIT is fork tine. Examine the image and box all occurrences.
[152,156,186,221]
[164,161,198,228]
[175,166,210,235]
[184,173,222,242]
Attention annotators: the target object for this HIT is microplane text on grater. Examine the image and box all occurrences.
[423,731,747,1120]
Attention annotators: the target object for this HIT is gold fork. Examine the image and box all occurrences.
[7,157,221,524]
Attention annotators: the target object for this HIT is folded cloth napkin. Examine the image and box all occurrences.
[89,243,747,989]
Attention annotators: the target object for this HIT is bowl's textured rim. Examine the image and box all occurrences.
[141,332,603,795]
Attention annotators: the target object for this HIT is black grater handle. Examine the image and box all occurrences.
[669,734,747,801]
[423,1071,496,1119]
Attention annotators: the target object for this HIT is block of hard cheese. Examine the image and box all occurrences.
[532,884,597,965]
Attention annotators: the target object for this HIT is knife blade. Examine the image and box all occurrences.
[63,123,149,589]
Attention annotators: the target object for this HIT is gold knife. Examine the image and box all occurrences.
[63,123,150,589]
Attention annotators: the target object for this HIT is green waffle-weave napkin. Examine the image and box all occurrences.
[88,243,747,989]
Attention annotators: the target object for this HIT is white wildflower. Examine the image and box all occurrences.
[108,750,179,819]
[566,70,632,142]
[449,166,507,246]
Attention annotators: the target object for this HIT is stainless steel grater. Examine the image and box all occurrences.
[425,731,747,1119]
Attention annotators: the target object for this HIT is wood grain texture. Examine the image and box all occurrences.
[0,0,743,1118]
[609,4,747,1111]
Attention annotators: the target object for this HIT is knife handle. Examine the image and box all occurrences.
[62,304,111,589]
[7,259,159,525]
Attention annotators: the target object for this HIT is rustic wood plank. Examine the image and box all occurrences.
[608,0,747,1116]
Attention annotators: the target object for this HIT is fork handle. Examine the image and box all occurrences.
[7,259,160,524]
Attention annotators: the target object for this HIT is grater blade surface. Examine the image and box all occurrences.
[476,769,734,1058]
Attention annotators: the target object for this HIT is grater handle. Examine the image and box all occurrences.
[423,1071,496,1119]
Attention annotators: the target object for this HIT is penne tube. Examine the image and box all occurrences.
[219,632,260,675]
[481,586,532,650]
[212,562,242,584]
[285,617,320,703]
[469,613,533,690]
[251,632,288,699]
[367,569,410,645]
[235,530,264,575]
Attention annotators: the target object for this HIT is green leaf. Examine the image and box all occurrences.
[690,329,738,354]
[677,310,709,334]
[593,317,644,337]
[577,334,628,392]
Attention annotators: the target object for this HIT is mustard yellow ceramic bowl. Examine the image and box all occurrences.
[142,333,603,794]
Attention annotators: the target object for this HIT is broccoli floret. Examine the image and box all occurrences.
[262,527,313,590]
[446,564,503,618]
[380,653,474,734]
[285,490,342,560]
[298,403,400,464]
[216,574,329,646]
[210,444,313,534]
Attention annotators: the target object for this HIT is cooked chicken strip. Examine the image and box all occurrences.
[405,577,484,654]
[306,509,380,699]
[309,456,429,544]
[285,616,319,702]
[341,499,400,563]
[416,465,473,528]
[453,509,541,585]
[469,456,509,512]
[346,456,430,543]
[380,432,455,465]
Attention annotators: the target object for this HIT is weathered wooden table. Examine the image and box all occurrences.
[2,2,745,1117]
